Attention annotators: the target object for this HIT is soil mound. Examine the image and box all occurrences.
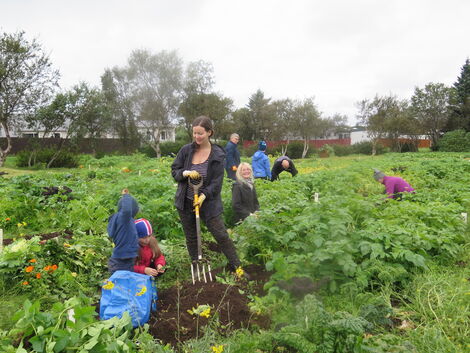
[149,264,271,347]
[2,230,73,246]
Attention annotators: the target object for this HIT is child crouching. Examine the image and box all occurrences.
[134,218,166,277]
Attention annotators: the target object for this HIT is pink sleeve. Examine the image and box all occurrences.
[154,254,166,267]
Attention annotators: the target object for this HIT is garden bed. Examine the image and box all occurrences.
[149,264,271,347]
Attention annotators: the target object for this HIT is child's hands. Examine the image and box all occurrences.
[156,264,165,273]
[144,267,158,276]
[121,188,129,195]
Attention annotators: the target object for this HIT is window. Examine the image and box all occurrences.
[54,133,61,138]
[23,133,39,138]
[160,130,167,141]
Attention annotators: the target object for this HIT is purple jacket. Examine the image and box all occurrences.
[382,176,414,199]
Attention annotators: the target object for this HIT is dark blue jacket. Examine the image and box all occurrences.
[224,141,240,169]
[107,194,140,259]
[252,150,271,179]
[171,143,226,221]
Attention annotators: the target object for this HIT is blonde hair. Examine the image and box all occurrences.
[235,162,254,185]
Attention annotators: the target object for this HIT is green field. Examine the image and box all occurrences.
[0,152,469,352]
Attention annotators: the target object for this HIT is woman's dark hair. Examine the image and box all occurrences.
[192,116,214,137]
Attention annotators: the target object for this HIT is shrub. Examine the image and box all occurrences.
[286,141,311,159]
[332,144,355,156]
[352,141,386,155]
[438,130,470,152]
[139,141,186,157]
[15,148,79,168]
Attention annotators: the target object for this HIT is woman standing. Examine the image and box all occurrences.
[232,162,260,224]
[171,116,242,273]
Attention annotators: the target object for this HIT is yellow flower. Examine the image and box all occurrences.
[64,243,71,248]
[200,307,211,318]
[211,345,224,353]
[102,281,115,290]
[235,266,244,279]
[22,222,27,226]
[71,272,77,277]
[136,285,147,296]
[17,223,23,227]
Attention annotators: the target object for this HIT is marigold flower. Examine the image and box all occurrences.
[25,266,34,273]
[63,243,71,248]
[29,259,37,263]
[17,223,23,227]
[51,265,58,271]
[36,273,41,279]
[200,308,211,318]
[44,265,51,271]
[22,281,29,286]
[211,345,224,353]
[5,217,10,221]
[235,266,244,279]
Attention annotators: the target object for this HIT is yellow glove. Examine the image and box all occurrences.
[193,193,206,208]
[183,170,201,179]
[232,165,237,171]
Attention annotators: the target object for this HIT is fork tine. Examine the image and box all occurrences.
[191,263,195,285]
[197,262,201,282]
[202,264,207,283]
[208,264,213,282]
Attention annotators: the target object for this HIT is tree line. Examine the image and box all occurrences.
[1,30,469,166]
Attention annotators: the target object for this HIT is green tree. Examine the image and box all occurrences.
[357,95,410,154]
[450,58,470,131]
[411,82,452,149]
[34,83,93,167]
[292,98,321,158]
[246,89,276,140]
[128,49,183,158]
[271,98,296,154]
[101,68,140,153]
[0,31,59,166]
[178,92,233,141]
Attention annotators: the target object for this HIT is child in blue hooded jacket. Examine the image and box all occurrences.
[252,141,271,180]
[107,189,140,274]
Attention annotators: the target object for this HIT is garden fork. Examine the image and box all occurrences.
[189,176,213,284]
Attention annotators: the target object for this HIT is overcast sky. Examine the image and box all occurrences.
[1,0,469,123]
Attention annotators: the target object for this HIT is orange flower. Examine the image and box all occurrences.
[51,265,58,271]
[44,265,51,271]
[25,266,34,273]
[5,217,10,221]
[29,259,37,263]
[22,281,29,285]
[36,273,41,279]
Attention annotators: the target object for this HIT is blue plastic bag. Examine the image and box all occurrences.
[100,271,158,327]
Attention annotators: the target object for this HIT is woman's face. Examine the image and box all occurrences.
[139,236,151,246]
[193,126,211,145]
[240,165,252,179]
